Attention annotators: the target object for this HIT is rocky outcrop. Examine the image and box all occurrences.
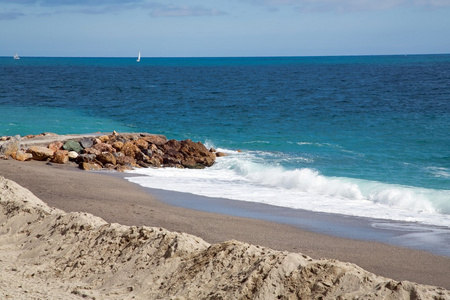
[1,176,449,300]
[0,132,217,171]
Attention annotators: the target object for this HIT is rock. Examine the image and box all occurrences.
[63,140,83,153]
[97,152,117,165]
[112,141,124,151]
[79,138,94,149]
[115,164,134,172]
[216,152,228,157]
[93,142,115,153]
[135,138,149,150]
[79,162,102,171]
[14,150,33,161]
[48,141,63,153]
[76,154,97,163]
[121,141,140,158]
[0,135,20,157]
[147,155,163,167]
[135,151,150,163]
[51,150,69,164]
[68,151,78,160]
[27,146,54,161]
[82,147,101,156]
[99,135,110,143]
[162,139,181,152]
[116,156,138,168]
[142,135,168,146]
[141,149,153,157]
[179,139,216,168]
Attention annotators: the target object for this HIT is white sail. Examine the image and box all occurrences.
[137,51,141,62]
[14,53,20,60]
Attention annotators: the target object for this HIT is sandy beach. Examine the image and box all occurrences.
[1,158,449,295]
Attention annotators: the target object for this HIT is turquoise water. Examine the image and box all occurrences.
[1,55,449,227]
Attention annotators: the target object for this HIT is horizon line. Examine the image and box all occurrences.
[2,52,450,59]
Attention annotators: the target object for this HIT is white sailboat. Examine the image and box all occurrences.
[14,53,20,60]
[137,51,141,62]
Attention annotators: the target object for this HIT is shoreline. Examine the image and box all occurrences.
[0,158,449,289]
[120,175,450,257]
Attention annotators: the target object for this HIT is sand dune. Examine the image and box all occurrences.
[1,176,449,299]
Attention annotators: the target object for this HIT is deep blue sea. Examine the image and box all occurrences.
[1,55,449,228]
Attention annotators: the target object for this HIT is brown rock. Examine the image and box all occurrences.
[179,139,216,168]
[162,139,181,152]
[216,152,228,157]
[116,155,138,168]
[135,138,149,150]
[97,152,117,165]
[0,135,20,157]
[51,150,69,164]
[142,135,168,146]
[147,155,163,167]
[27,146,55,161]
[48,141,63,153]
[93,142,115,153]
[112,141,124,151]
[14,150,33,162]
[135,151,150,163]
[82,147,101,156]
[99,135,110,143]
[115,164,134,172]
[121,141,140,158]
[79,162,102,171]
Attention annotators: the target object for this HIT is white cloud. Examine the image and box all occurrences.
[149,5,226,17]
[242,0,450,12]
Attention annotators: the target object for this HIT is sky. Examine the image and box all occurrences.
[1,0,450,57]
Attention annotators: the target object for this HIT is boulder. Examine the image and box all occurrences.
[93,142,115,153]
[216,152,228,157]
[68,151,79,160]
[147,155,163,167]
[116,156,138,168]
[82,147,101,156]
[51,150,69,164]
[179,139,216,168]
[48,141,63,153]
[97,152,117,165]
[99,135,110,143]
[162,139,181,152]
[135,151,150,163]
[79,162,102,171]
[135,138,149,150]
[121,141,140,158]
[63,140,83,153]
[79,137,94,149]
[14,150,33,162]
[76,154,97,163]
[142,135,168,146]
[112,141,124,151]
[0,135,20,156]
[27,146,54,161]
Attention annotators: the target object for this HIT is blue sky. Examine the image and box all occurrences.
[1,0,449,57]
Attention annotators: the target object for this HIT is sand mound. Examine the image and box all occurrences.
[1,176,448,299]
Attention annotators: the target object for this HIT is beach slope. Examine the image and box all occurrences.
[1,175,449,299]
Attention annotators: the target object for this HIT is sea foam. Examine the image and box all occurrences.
[127,149,450,228]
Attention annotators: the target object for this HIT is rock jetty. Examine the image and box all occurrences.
[0,132,217,171]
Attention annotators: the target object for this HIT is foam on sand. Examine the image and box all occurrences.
[0,176,448,299]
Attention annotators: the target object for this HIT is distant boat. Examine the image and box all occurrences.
[14,53,20,60]
[137,51,141,62]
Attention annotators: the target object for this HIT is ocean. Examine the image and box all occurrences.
[1,55,449,231]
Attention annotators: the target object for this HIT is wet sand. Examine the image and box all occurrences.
[1,158,449,289]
